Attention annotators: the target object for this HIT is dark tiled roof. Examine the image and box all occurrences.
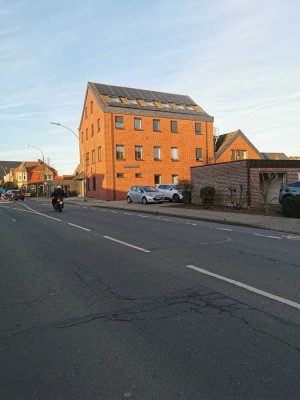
[92,83,197,105]
[215,132,237,152]
[0,161,22,179]
[261,152,289,160]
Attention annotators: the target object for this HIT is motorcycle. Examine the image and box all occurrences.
[53,197,64,212]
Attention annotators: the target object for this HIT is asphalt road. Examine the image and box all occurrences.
[1,199,300,400]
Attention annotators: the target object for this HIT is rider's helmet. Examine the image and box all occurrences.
[57,185,61,189]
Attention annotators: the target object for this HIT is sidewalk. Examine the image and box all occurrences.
[63,197,300,235]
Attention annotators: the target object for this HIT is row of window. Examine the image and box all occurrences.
[86,174,178,191]
[109,96,196,111]
[84,98,197,120]
[81,118,202,142]
[85,146,203,166]
[116,117,202,133]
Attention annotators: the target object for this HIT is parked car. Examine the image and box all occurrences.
[6,190,25,201]
[155,184,183,203]
[127,186,164,204]
[279,180,300,203]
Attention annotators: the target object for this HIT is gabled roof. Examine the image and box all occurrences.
[0,161,22,179]
[261,152,289,160]
[215,129,262,160]
[79,82,213,125]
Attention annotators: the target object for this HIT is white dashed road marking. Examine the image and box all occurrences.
[186,265,300,310]
[103,236,151,253]
[254,233,281,239]
[216,228,232,231]
[68,223,91,232]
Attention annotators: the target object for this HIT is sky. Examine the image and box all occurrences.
[1,0,299,175]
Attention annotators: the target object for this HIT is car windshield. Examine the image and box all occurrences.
[142,186,158,192]
[170,185,182,190]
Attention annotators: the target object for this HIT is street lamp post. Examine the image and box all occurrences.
[25,144,45,197]
[49,122,86,201]
[25,144,44,163]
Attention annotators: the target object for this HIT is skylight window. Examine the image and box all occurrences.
[128,99,138,104]
[176,104,186,109]
[185,105,194,110]
[145,100,155,106]
[161,102,171,108]
[110,96,121,103]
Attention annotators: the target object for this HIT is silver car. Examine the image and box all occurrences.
[279,180,300,203]
[127,186,164,204]
[155,184,183,203]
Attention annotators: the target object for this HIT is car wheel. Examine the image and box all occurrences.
[127,196,132,203]
[142,197,147,205]
[173,194,180,203]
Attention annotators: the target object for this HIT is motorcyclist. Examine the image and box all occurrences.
[51,185,65,208]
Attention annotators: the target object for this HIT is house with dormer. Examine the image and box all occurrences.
[214,129,263,163]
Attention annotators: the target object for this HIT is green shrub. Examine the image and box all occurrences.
[281,195,300,218]
[200,186,216,209]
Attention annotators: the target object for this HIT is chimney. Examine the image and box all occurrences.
[213,127,219,151]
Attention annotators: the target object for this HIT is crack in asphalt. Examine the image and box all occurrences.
[1,284,299,353]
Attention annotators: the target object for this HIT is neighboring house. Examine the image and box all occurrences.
[13,161,58,196]
[79,82,215,200]
[191,159,300,208]
[261,153,289,160]
[214,130,262,163]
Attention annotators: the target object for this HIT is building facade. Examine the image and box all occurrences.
[79,82,215,200]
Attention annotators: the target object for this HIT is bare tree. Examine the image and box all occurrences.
[259,172,279,213]
[228,185,248,210]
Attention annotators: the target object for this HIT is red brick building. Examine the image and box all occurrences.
[79,82,215,200]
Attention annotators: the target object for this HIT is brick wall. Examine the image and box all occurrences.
[191,161,248,206]
[192,160,300,208]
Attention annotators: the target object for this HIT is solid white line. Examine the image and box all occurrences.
[216,228,232,231]
[68,223,91,232]
[103,236,151,253]
[186,265,300,310]
[254,233,281,239]
[13,204,61,222]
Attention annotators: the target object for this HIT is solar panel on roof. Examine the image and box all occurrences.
[92,82,198,106]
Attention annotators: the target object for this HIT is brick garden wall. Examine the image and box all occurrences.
[191,161,249,206]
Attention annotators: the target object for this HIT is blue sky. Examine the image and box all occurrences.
[1,0,299,174]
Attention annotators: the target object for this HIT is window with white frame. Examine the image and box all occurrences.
[171,147,179,160]
[153,119,161,131]
[134,118,142,130]
[128,99,138,104]
[145,100,155,106]
[115,116,124,129]
[196,148,203,161]
[111,96,121,103]
[154,174,161,184]
[116,145,124,159]
[154,146,161,160]
[135,146,143,160]
[172,175,179,184]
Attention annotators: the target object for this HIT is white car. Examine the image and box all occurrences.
[155,184,183,203]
